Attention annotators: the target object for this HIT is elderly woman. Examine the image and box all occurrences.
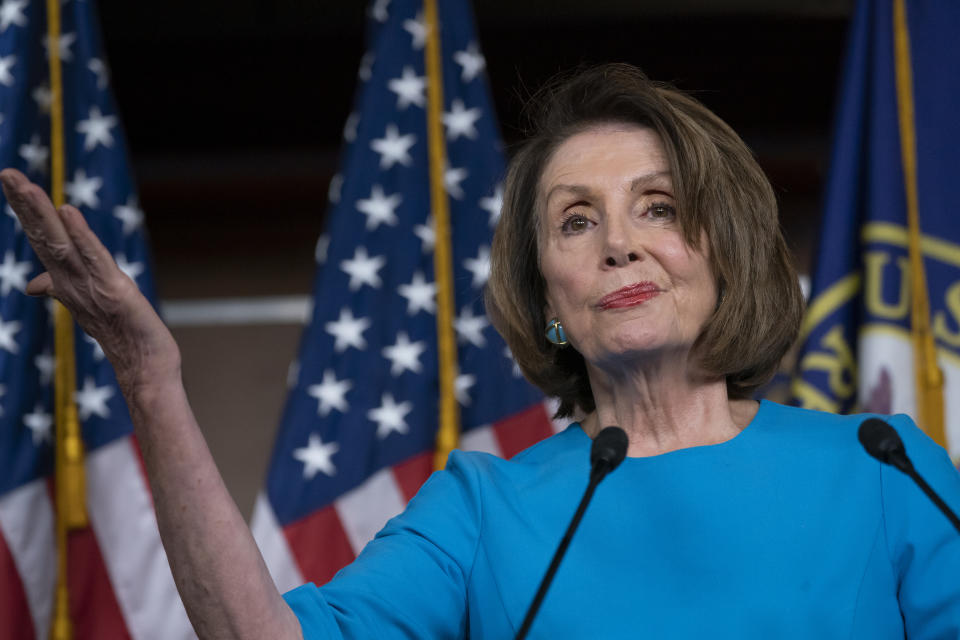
[3,64,959,639]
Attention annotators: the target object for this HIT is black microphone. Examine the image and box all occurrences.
[858,418,960,535]
[514,426,628,640]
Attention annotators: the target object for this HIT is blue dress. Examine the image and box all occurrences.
[284,401,960,638]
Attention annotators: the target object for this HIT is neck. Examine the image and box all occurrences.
[580,356,758,458]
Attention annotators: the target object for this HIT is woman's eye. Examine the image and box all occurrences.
[560,214,591,233]
[648,202,676,219]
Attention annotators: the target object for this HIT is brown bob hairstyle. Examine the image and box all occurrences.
[485,63,805,418]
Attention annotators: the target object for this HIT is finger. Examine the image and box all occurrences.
[25,272,54,297]
[0,169,85,277]
[58,204,116,273]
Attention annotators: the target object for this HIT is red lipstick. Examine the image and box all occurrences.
[598,282,661,310]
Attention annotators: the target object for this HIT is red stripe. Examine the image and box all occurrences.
[67,526,131,640]
[284,505,355,586]
[0,527,35,640]
[392,451,434,502]
[493,404,554,459]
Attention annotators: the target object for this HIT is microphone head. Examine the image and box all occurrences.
[590,426,628,473]
[858,418,911,472]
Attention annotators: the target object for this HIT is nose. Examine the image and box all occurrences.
[602,214,641,267]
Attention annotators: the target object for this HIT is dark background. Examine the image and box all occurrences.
[92,0,855,514]
[97,0,852,299]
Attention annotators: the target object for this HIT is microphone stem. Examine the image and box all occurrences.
[514,471,604,640]
[905,467,960,535]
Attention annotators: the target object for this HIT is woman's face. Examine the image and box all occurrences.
[538,124,717,370]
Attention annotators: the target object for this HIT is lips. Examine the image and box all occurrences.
[597,282,661,310]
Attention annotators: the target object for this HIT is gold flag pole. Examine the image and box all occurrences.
[47,0,89,638]
[423,0,462,471]
[892,0,946,448]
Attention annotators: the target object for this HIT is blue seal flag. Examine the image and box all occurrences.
[792,0,960,462]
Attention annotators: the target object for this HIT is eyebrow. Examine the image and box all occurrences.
[544,171,673,205]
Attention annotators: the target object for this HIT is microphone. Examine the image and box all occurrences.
[515,427,628,640]
[858,418,960,535]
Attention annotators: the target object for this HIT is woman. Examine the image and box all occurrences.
[3,64,959,638]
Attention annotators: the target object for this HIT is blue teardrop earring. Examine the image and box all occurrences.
[544,318,568,346]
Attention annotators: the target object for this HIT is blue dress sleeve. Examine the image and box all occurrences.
[881,414,960,637]
[283,449,484,640]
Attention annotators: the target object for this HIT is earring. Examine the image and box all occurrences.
[544,318,568,346]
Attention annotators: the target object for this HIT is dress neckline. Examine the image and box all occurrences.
[569,399,773,463]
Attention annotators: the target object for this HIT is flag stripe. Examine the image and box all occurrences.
[251,493,304,594]
[66,526,131,639]
[392,451,434,502]
[284,505,355,587]
[459,426,502,457]
[492,404,556,459]
[0,479,56,640]
[85,437,196,640]
[0,524,35,640]
[335,468,407,554]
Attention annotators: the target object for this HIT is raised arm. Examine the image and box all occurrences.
[0,169,302,640]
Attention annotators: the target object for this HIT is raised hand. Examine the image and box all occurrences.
[0,168,179,390]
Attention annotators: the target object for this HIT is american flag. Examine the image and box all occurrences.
[0,1,192,637]
[251,0,560,590]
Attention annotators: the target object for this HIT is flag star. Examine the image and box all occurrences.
[403,11,428,50]
[307,369,352,416]
[292,433,339,479]
[445,164,468,200]
[0,54,16,86]
[0,0,27,33]
[479,183,503,227]
[314,234,330,264]
[504,346,523,377]
[0,316,20,353]
[83,333,105,361]
[340,246,386,291]
[44,32,76,63]
[328,173,343,204]
[370,124,416,169]
[0,250,31,295]
[463,246,490,289]
[24,405,52,445]
[368,392,412,439]
[32,84,51,112]
[388,66,426,110]
[114,253,144,283]
[455,372,476,406]
[454,306,488,347]
[453,42,486,82]
[443,99,481,140]
[113,196,144,235]
[76,106,118,151]
[35,350,54,385]
[382,331,426,376]
[358,51,375,82]
[356,184,402,230]
[413,216,434,253]
[74,376,114,420]
[87,57,109,89]
[325,308,371,353]
[18,135,49,174]
[343,112,360,142]
[5,204,21,230]
[368,0,389,22]
[398,271,436,315]
[65,169,102,209]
